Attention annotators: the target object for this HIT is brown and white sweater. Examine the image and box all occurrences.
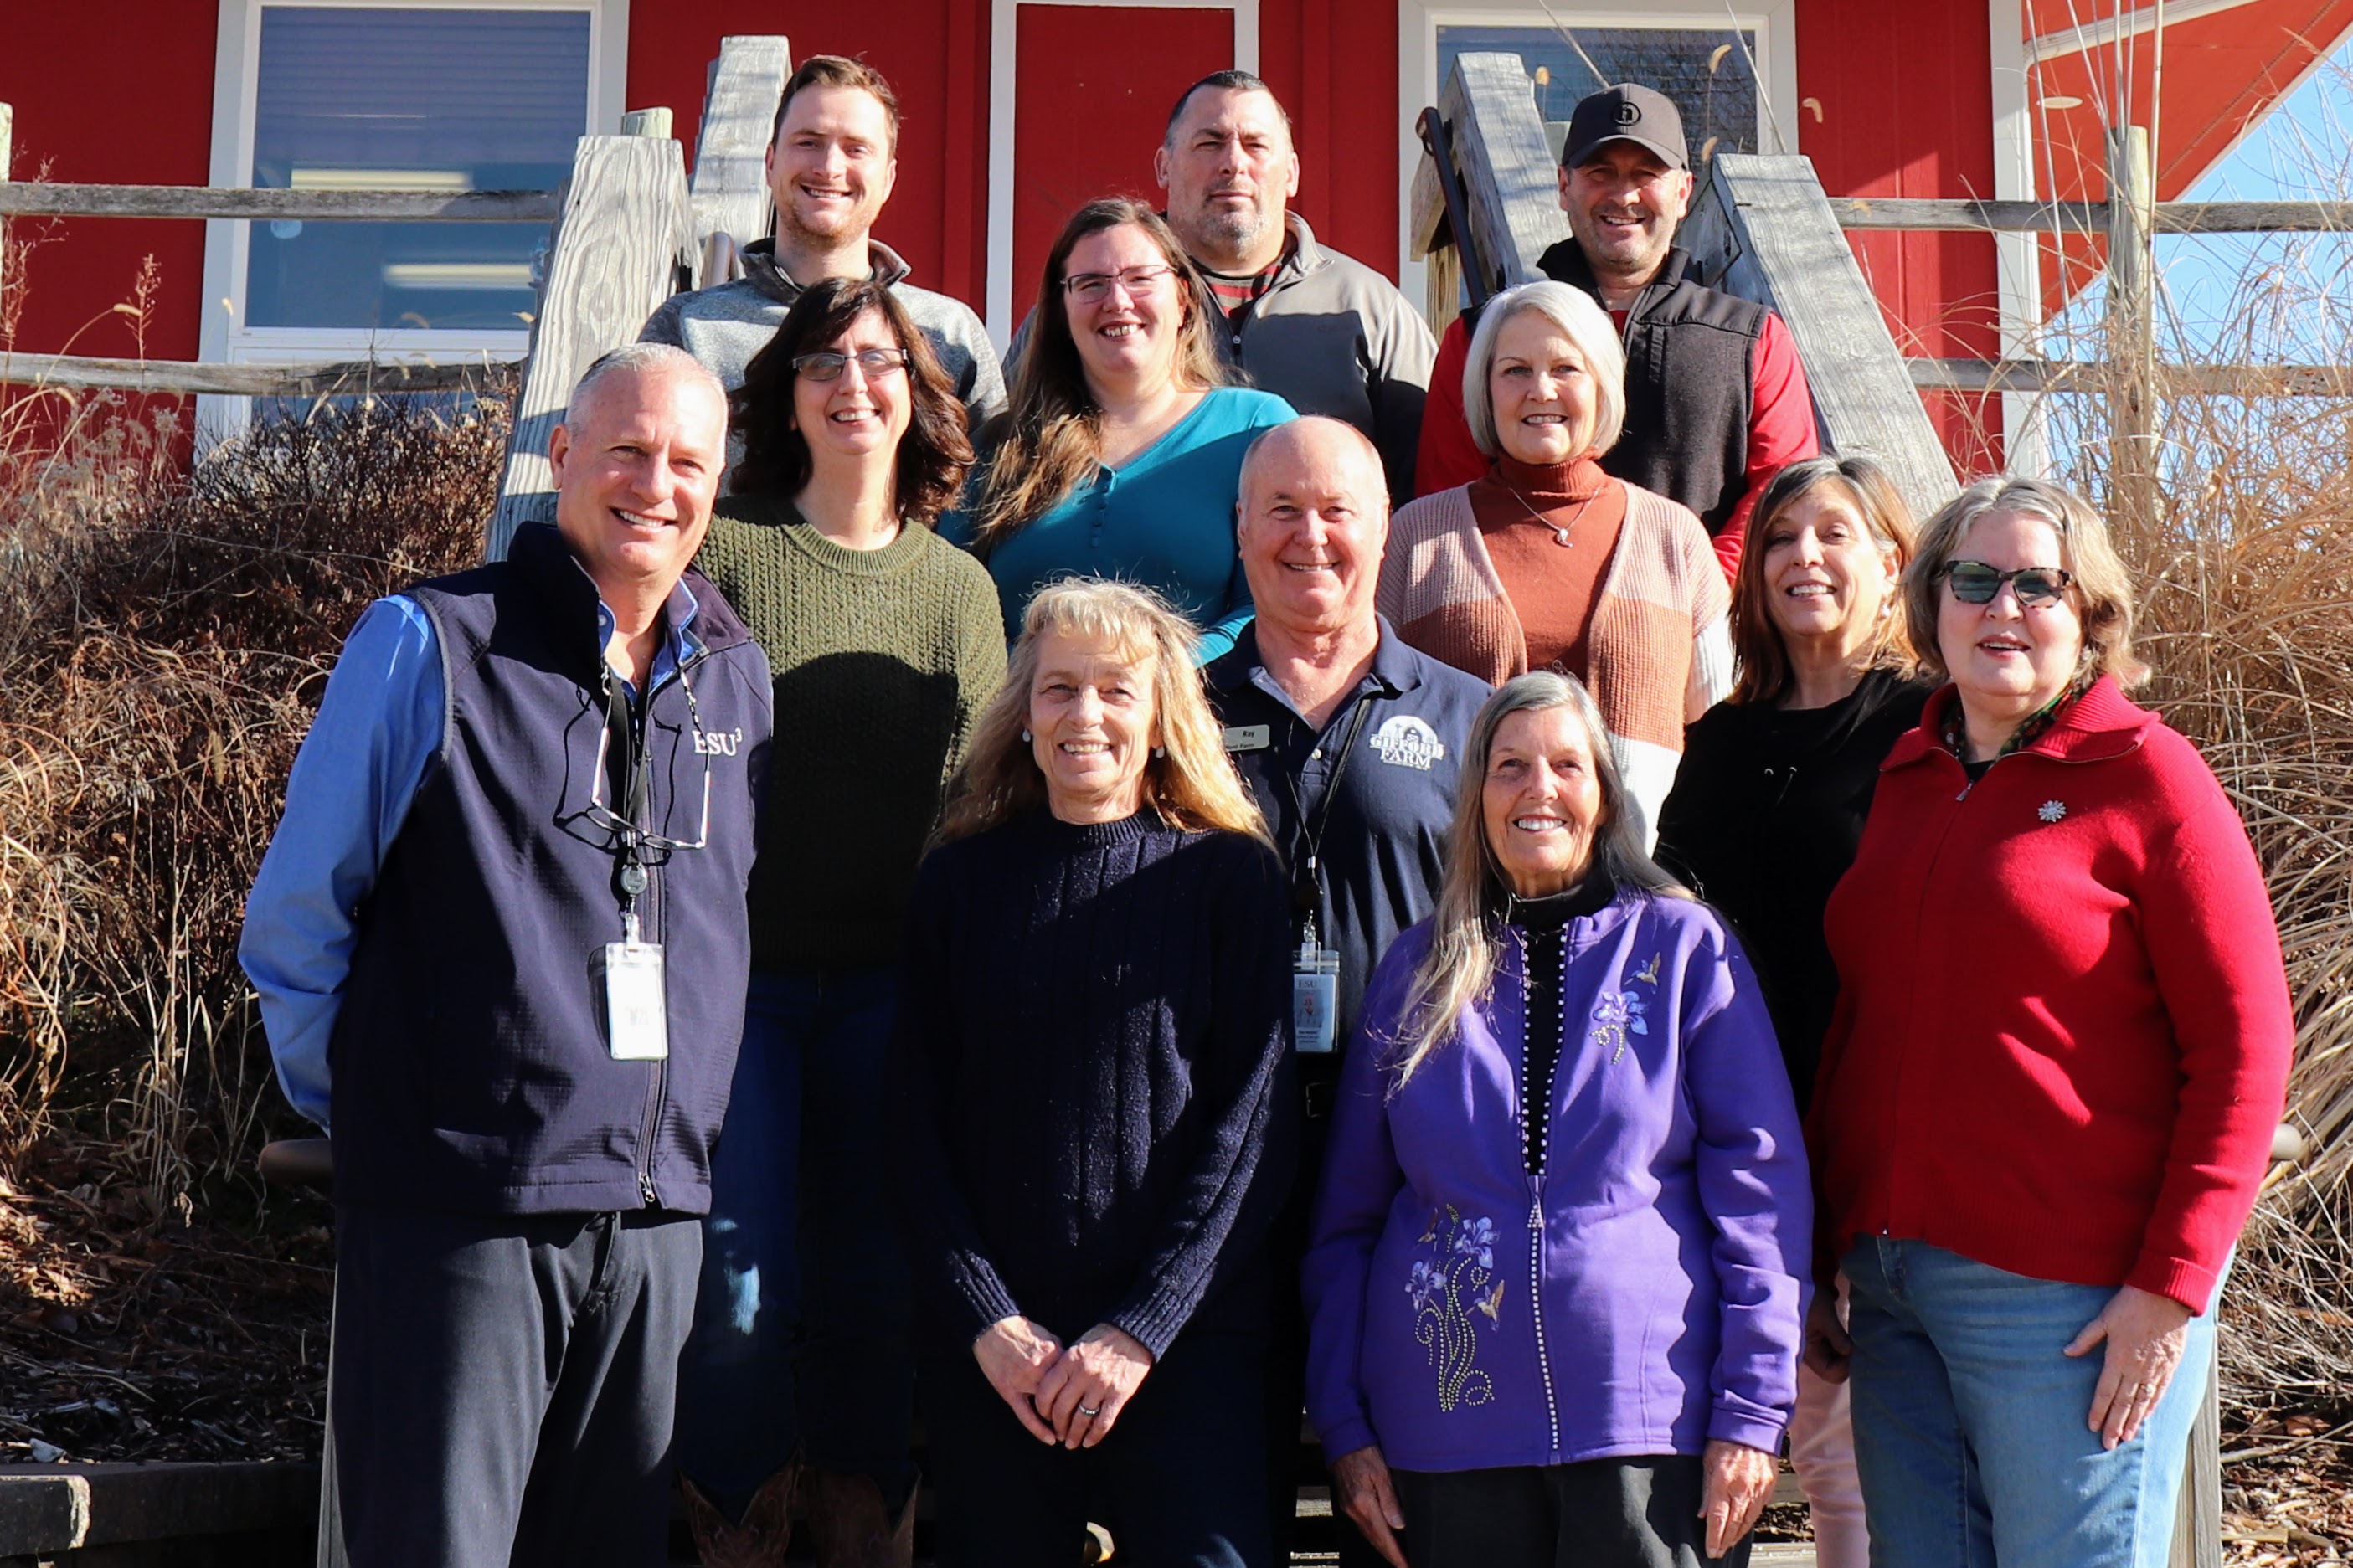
[1377,476,1733,845]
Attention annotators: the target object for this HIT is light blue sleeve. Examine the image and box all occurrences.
[238,597,444,1130]
[1195,393,1297,664]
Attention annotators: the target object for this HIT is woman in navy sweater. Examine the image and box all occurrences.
[886,578,1295,1568]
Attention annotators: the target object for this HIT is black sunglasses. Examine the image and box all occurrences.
[1944,560,2074,607]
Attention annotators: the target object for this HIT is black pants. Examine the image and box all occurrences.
[329,1204,702,1568]
[1264,1100,1388,1568]
[922,1327,1273,1568]
[1390,1457,1750,1568]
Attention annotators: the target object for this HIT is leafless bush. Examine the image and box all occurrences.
[0,388,503,1213]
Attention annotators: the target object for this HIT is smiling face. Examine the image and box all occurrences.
[1936,508,2085,733]
[548,362,727,605]
[790,306,911,470]
[765,83,898,252]
[1759,483,1900,663]
[1480,705,1604,899]
[1488,308,1599,466]
[1028,628,1161,824]
[1558,141,1694,290]
[1235,421,1388,639]
[1154,85,1300,269]
[1061,222,1187,395]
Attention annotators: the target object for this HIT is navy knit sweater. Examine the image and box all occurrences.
[886,809,1295,1358]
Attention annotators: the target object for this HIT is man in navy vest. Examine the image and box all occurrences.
[240,343,773,1568]
[1414,82,1820,578]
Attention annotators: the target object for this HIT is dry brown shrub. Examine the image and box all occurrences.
[0,388,506,1214]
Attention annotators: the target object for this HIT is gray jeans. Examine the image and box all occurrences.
[328,1204,701,1568]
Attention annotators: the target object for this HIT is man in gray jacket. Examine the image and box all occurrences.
[1157,70,1434,505]
[641,54,1005,438]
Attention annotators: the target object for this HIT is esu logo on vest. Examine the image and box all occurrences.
[693,727,744,757]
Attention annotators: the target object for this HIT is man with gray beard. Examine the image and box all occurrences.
[1156,71,1434,506]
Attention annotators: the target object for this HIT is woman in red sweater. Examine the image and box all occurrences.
[1804,477,2292,1568]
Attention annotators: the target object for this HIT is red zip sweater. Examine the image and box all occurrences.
[1810,678,2292,1314]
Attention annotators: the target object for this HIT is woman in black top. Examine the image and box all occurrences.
[887,578,1293,1568]
[1654,452,1931,1568]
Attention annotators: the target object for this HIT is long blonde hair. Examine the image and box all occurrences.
[971,200,1228,550]
[932,578,1270,846]
[1386,673,1686,1085]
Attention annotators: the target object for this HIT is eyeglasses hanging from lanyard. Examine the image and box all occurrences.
[586,660,714,930]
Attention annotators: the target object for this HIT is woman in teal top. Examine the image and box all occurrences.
[948,198,1294,661]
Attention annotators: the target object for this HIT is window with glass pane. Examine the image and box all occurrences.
[1436,25,1758,170]
[246,6,589,332]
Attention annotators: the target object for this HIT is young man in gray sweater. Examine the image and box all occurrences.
[641,55,1006,441]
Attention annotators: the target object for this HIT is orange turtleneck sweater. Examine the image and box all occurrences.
[1467,455,1628,678]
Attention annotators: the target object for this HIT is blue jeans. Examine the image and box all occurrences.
[1842,1238,2217,1568]
[674,967,914,1511]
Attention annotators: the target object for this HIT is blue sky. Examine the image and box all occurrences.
[2054,36,2353,362]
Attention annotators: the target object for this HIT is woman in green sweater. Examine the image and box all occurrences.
[675,277,1006,1568]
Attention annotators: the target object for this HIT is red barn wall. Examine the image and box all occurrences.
[3,2,219,386]
[1794,0,2002,476]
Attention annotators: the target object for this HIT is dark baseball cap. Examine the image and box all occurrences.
[1562,83,1688,171]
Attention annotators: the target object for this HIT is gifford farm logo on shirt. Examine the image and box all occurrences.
[1369,716,1445,771]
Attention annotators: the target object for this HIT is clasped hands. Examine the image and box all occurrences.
[974,1314,1155,1450]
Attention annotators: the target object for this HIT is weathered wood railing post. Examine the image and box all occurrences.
[1425,54,1570,305]
[689,36,792,288]
[487,129,695,559]
[2105,125,2160,544]
[1677,154,1959,522]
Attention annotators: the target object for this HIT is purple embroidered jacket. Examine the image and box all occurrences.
[1301,889,1809,1472]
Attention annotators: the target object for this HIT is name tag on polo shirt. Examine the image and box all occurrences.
[595,939,670,1061]
[1222,724,1273,753]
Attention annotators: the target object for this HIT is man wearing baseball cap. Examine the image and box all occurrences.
[1413,81,1819,578]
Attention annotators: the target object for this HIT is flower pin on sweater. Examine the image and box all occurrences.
[2039,799,2067,824]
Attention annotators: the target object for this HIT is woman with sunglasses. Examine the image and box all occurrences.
[672,276,1007,1567]
[1805,477,2292,1568]
[1653,454,1931,1568]
[948,198,1294,662]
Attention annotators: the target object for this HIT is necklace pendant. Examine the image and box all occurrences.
[1552,527,1573,548]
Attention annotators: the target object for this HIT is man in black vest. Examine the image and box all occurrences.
[239,344,773,1568]
[1415,82,1819,578]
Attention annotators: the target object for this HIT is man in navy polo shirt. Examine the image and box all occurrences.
[1206,416,1488,1565]
[240,345,772,1568]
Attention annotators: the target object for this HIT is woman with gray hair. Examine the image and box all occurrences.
[1806,477,2292,1568]
[885,579,1295,1566]
[1302,672,1808,1568]
[1377,282,1732,844]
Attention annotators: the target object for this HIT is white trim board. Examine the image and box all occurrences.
[1990,0,2051,474]
[2024,0,2264,64]
[198,0,626,435]
[985,0,1262,346]
[1394,2,1799,315]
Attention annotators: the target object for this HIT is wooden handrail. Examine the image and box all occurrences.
[0,183,559,221]
[1833,197,2353,234]
[0,351,518,396]
[1907,358,2353,395]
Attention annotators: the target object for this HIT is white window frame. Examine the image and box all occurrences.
[198,0,628,434]
[1396,2,1798,310]
[985,0,1262,347]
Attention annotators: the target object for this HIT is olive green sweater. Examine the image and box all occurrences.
[696,496,1008,972]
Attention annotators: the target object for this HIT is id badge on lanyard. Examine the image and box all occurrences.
[1292,919,1341,1055]
[596,910,670,1062]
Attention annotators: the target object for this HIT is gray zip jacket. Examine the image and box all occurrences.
[641,238,1007,435]
[1204,214,1434,505]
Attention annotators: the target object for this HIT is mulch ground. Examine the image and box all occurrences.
[0,1129,2342,1565]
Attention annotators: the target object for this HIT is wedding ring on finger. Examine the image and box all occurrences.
[1078,1403,1102,1416]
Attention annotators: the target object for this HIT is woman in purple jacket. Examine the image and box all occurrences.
[1302,671,1810,1568]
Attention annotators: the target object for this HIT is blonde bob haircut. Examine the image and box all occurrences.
[1730,453,1919,705]
[1383,671,1686,1087]
[1462,280,1628,462]
[933,578,1272,848]
[1903,476,2148,689]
